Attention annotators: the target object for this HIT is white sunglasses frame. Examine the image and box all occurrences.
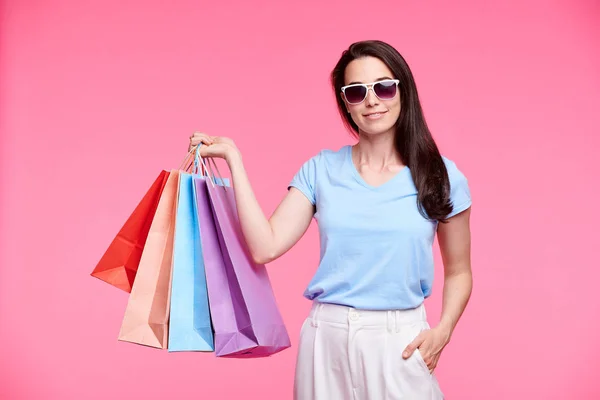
[340,79,400,105]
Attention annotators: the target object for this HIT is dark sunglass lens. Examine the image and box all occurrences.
[374,81,397,99]
[345,86,367,103]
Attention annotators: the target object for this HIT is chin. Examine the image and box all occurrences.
[358,122,396,136]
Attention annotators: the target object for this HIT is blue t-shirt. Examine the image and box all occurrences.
[288,145,472,310]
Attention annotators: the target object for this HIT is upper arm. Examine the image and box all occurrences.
[263,153,320,262]
[266,187,315,262]
[438,156,473,275]
[437,207,472,276]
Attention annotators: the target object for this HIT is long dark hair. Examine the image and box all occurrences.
[331,40,454,223]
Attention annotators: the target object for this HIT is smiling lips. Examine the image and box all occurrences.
[363,110,388,119]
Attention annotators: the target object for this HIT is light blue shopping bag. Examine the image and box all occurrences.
[168,147,229,352]
[167,171,213,352]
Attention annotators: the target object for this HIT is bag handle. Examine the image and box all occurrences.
[177,145,208,176]
[193,145,210,177]
[178,148,195,171]
[194,146,227,190]
[208,157,227,191]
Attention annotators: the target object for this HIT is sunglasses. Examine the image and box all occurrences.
[341,79,400,105]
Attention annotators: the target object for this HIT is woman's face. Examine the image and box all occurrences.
[342,56,401,136]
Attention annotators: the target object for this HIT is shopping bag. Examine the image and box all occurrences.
[118,170,180,349]
[91,171,170,292]
[202,158,291,358]
[195,172,249,356]
[168,171,217,352]
[195,173,254,357]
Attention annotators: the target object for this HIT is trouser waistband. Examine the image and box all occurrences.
[308,302,427,332]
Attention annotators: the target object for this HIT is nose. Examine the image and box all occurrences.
[365,87,379,106]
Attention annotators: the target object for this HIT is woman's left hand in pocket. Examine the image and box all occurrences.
[402,325,452,373]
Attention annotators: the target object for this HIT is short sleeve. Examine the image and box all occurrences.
[288,153,320,205]
[443,156,472,218]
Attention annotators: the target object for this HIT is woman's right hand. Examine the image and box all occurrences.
[188,132,240,162]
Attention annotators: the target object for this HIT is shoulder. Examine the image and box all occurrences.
[300,145,349,169]
[289,146,348,205]
[440,154,472,215]
[441,154,468,183]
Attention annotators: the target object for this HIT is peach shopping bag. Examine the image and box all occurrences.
[118,170,181,349]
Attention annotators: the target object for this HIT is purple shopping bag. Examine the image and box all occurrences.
[194,175,255,357]
[197,160,291,358]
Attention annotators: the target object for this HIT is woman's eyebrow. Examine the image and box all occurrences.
[347,76,394,85]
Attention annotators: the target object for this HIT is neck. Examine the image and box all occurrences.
[354,129,402,168]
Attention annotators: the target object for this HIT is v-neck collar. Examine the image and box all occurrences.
[345,145,409,190]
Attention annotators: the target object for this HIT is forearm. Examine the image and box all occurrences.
[225,150,275,263]
[437,268,472,338]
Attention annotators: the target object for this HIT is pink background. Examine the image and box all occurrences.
[1,0,599,398]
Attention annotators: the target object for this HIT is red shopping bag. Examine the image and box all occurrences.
[91,171,170,292]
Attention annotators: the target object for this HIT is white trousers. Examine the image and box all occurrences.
[293,302,444,400]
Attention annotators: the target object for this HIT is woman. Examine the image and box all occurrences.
[190,40,472,400]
